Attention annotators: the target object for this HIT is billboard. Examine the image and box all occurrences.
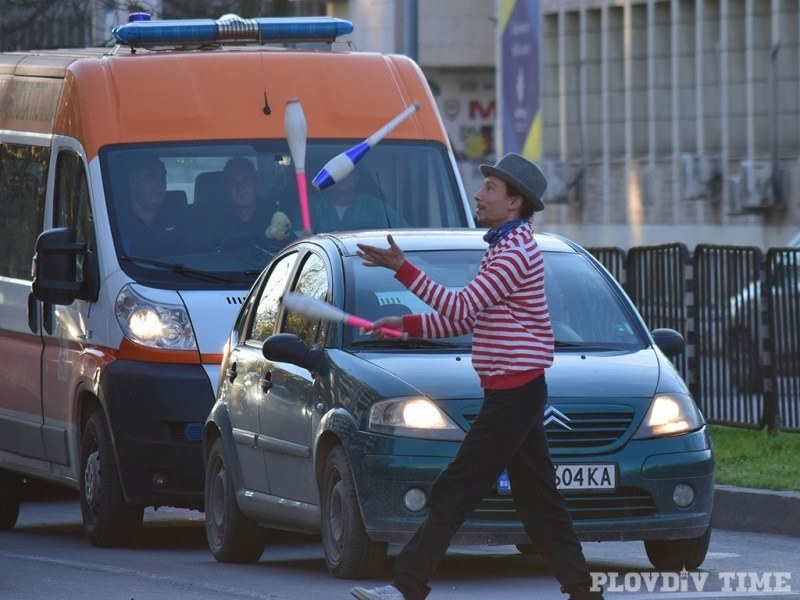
[498,0,541,159]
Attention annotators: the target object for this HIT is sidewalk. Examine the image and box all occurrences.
[712,484,800,537]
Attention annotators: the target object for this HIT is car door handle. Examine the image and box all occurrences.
[226,363,237,382]
[259,372,273,392]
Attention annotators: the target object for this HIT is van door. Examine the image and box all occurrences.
[40,145,96,471]
[0,141,49,466]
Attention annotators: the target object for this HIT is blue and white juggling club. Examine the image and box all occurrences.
[312,101,421,191]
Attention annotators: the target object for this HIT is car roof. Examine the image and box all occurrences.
[310,228,579,256]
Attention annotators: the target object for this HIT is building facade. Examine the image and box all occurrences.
[331,0,800,250]
[538,0,800,249]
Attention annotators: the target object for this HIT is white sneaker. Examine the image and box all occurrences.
[350,584,405,600]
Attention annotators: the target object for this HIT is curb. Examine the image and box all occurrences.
[712,485,800,537]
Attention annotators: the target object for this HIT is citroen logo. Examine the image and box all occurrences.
[544,406,572,431]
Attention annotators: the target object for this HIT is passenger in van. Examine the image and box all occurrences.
[214,157,295,248]
[303,167,408,233]
[117,155,195,258]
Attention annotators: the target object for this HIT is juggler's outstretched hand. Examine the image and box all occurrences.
[356,234,405,271]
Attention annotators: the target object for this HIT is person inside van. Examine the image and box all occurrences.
[117,155,193,258]
[215,157,295,248]
[303,167,408,233]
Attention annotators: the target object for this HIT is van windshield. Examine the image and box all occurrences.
[100,140,467,289]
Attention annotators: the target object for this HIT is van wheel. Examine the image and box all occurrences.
[320,446,387,579]
[0,470,22,529]
[204,439,266,563]
[644,527,711,570]
[80,412,143,547]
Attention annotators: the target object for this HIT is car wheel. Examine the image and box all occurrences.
[515,543,540,556]
[728,329,762,393]
[0,469,22,529]
[644,527,711,570]
[80,412,144,547]
[320,446,387,579]
[204,439,266,563]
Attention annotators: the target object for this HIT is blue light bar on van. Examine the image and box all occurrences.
[112,14,354,47]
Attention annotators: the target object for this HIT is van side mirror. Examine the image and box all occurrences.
[262,333,322,372]
[651,328,685,358]
[32,228,99,305]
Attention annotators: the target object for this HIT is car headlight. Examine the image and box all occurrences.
[115,284,197,350]
[368,397,464,441]
[633,393,704,439]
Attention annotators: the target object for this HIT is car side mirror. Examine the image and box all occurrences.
[32,227,99,305]
[651,328,685,358]
[262,333,323,372]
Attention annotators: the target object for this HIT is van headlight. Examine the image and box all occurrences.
[368,398,464,441]
[633,393,704,439]
[115,284,197,350]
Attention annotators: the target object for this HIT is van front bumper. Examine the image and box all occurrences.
[99,359,215,509]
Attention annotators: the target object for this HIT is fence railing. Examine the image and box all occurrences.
[588,244,800,433]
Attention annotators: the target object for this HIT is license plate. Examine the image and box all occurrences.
[497,463,616,494]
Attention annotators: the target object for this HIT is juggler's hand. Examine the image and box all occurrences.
[356,235,405,272]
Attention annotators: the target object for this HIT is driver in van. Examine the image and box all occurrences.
[117,155,193,257]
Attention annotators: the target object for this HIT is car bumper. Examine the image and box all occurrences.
[99,359,215,509]
[350,428,714,545]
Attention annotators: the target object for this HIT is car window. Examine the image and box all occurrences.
[282,252,328,345]
[248,252,298,343]
[544,252,643,346]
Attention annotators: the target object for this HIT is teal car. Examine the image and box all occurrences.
[203,229,714,578]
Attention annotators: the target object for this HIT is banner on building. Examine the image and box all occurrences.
[498,0,541,159]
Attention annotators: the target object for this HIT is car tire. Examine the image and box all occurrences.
[320,446,387,579]
[204,438,266,563]
[80,411,144,547]
[0,469,22,529]
[644,526,711,570]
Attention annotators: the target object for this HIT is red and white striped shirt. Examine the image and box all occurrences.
[397,222,554,390]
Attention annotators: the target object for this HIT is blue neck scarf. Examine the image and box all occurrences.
[483,219,527,248]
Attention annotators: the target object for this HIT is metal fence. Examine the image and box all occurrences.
[588,244,800,433]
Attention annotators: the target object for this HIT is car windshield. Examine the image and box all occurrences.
[344,249,646,351]
[100,140,465,289]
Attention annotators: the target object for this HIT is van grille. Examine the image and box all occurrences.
[226,296,246,305]
[471,488,655,522]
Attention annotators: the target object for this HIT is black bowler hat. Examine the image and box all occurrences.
[479,153,547,212]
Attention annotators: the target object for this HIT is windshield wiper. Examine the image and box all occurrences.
[351,338,464,349]
[554,340,586,348]
[120,255,233,283]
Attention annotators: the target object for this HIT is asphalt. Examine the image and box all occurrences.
[712,484,800,537]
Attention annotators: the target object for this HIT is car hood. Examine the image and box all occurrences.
[360,347,661,400]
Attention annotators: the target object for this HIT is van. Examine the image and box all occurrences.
[0,15,473,546]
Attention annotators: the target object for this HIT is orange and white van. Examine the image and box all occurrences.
[0,15,472,545]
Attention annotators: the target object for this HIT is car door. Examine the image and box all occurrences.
[226,251,298,494]
[259,251,329,504]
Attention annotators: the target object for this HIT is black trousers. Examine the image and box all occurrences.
[392,375,599,600]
